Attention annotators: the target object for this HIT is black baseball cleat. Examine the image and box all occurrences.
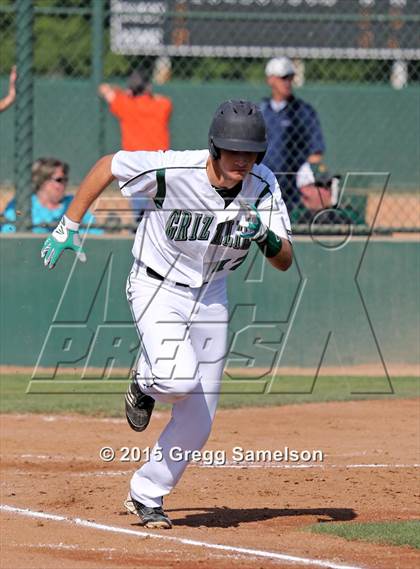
[124,493,172,529]
[125,375,155,432]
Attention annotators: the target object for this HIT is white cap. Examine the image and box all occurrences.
[265,57,296,78]
[296,162,315,188]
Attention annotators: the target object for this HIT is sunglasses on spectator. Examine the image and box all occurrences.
[50,176,68,184]
[279,74,295,81]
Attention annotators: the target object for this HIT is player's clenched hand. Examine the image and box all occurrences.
[41,215,87,269]
[237,200,268,242]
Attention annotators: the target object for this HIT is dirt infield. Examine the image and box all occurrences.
[1,399,419,569]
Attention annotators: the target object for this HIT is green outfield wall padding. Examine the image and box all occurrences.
[0,78,419,190]
[1,236,418,375]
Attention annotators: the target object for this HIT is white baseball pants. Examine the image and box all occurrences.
[126,262,229,508]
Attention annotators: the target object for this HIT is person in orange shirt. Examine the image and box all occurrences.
[98,68,172,151]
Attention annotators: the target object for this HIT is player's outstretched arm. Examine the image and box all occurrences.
[65,154,115,223]
[41,154,115,269]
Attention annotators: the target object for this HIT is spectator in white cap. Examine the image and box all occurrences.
[265,57,297,103]
[260,57,326,222]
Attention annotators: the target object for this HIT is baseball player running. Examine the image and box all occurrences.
[41,100,293,529]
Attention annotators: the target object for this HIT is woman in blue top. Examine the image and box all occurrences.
[1,157,102,233]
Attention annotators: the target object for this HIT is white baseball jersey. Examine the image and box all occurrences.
[111,149,292,287]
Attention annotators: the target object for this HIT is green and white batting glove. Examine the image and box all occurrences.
[41,215,87,269]
[237,200,268,242]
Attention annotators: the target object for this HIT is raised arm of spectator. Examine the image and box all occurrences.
[98,83,117,104]
[0,66,17,113]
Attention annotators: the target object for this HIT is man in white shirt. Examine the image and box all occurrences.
[41,100,293,529]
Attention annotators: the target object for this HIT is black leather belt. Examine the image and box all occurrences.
[146,266,189,288]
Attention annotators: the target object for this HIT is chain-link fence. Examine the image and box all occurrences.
[0,0,419,233]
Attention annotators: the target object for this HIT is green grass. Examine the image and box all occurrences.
[0,373,418,416]
[308,520,420,549]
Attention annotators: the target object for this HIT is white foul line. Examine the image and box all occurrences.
[198,463,420,469]
[1,504,365,569]
[67,463,420,477]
